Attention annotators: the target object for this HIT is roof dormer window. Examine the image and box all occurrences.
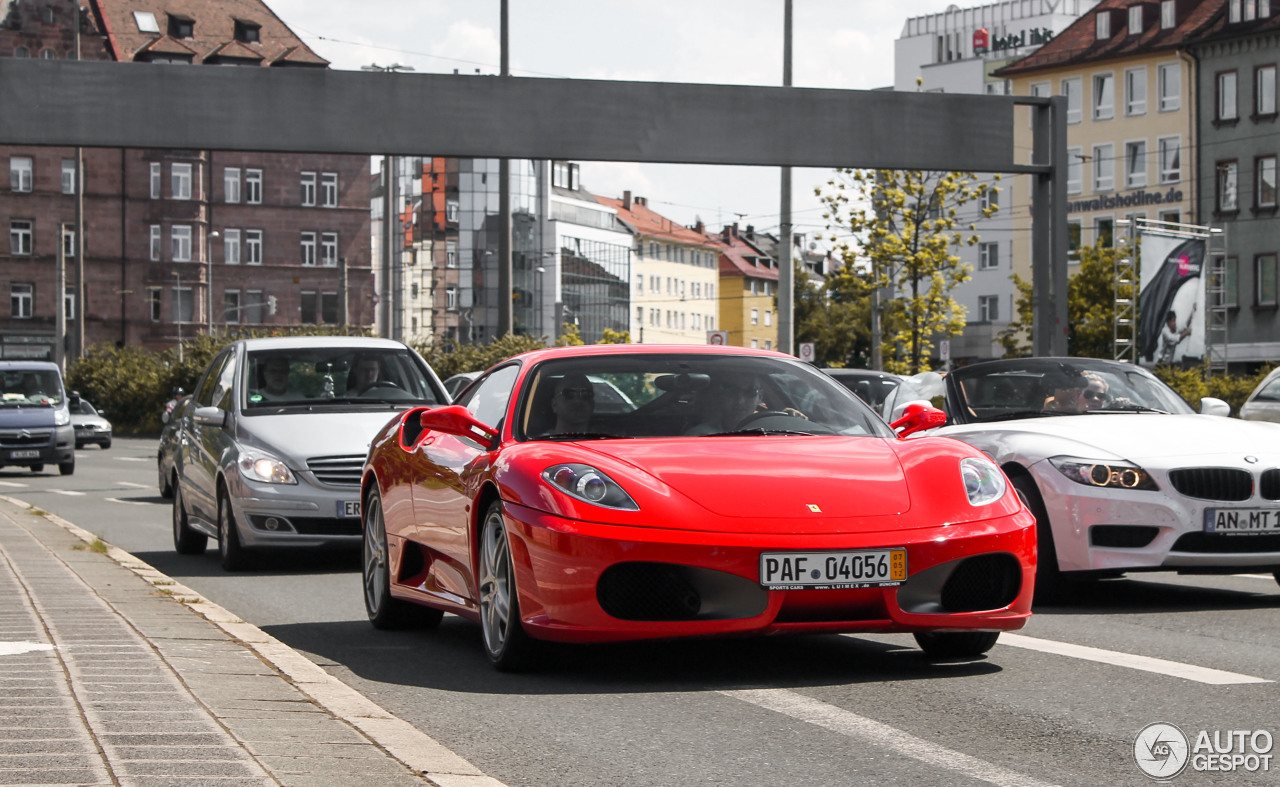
[234,19,261,43]
[1129,5,1144,35]
[168,13,194,39]
[1096,9,1112,39]
[1161,0,1176,28]
[133,11,159,33]
[1230,0,1272,22]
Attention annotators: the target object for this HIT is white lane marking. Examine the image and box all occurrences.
[116,481,149,489]
[0,481,29,488]
[105,497,148,506]
[50,489,85,496]
[113,456,148,462]
[723,688,1058,787]
[1237,573,1276,580]
[0,641,54,656]
[1000,633,1271,685]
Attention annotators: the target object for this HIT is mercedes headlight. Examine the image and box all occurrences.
[238,448,296,485]
[960,456,1007,506]
[1049,456,1156,490]
[543,463,638,510]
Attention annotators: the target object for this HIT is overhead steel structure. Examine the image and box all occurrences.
[0,59,1069,357]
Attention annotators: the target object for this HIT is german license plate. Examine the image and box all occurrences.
[1205,508,1280,534]
[9,450,39,459]
[760,549,906,589]
[337,500,360,518]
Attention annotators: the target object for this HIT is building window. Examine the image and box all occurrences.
[224,167,240,203]
[149,225,161,261]
[61,159,75,195]
[64,287,75,321]
[149,162,161,199]
[62,227,75,259]
[1159,209,1182,224]
[244,291,264,324]
[551,162,579,190]
[979,294,1000,322]
[9,156,33,192]
[1230,0,1273,22]
[1158,63,1181,111]
[979,242,999,270]
[750,308,759,326]
[245,169,262,204]
[220,228,239,265]
[1097,217,1115,248]
[300,171,316,206]
[1158,136,1181,183]
[245,229,262,265]
[321,232,338,267]
[234,20,260,43]
[148,288,162,321]
[1096,9,1111,39]
[764,310,772,327]
[1256,65,1277,116]
[1093,143,1115,191]
[171,162,192,200]
[321,172,338,207]
[223,290,240,324]
[1258,156,1278,208]
[446,286,458,310]
[9,220,33,255]
[1129,5,1144,34]
[1093,73,1115,120]
[321,292,338,324]
[1125,140,1148,188]
[1068,220,1083,261]
[1257,254,1278,307]
[300,232,316,266]
[1125,68,1147,115]
[1067,147,1084,194]
[171,285,193,323]
[300,291,317,323]
[10,284,33,319]
[1217,71,1239,121]
[171,225,192,261]
[13,46,28,58]
[1162,0,1177,27]
[1224,257,1239,307]
[981,187,999,211]
[446,200,459,223]
[1217,161,1239,213]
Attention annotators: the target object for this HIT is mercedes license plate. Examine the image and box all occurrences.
[337,500,360,518]
[9,449,39,459]
[1205,508,1280,534]
[760,549,906,589]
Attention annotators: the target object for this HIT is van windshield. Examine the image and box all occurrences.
[0,370,63,407]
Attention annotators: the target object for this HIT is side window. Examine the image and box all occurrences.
[194,352,231,407]
[213,353,238,411]
[458,364,519,430]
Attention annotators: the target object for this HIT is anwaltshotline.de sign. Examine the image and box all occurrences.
[1067,187,1185,214]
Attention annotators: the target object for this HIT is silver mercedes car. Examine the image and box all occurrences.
[170,336,448,570]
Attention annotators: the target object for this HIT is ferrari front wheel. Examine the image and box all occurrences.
[363,487,442,630]
[479,501,535,671]
[914,630,1000,659]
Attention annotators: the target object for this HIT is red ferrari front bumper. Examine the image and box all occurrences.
[500,501,1036,644]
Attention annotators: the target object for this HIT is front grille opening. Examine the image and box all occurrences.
[1091,525,1159,548]
[1172,532,1280,553]
[306,455,365,487]
[596,562,767,622]
[1168,468,1253,501]
[1261,469,1280,501]
[939,554,1021,613]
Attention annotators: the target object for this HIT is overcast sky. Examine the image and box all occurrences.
[268,0,947,249]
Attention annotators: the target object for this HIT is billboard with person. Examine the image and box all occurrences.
[1138,235,1205,368]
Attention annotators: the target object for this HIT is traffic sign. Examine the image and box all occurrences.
[707,330,728,345]
[798,342,815,363]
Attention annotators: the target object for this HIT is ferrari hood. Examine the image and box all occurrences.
[583,436,912,519]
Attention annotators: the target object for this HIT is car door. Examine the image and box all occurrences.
[188,350,238,527]
[411,363,519,606]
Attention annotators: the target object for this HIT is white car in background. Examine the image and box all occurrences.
[883,357,1280,602]
[1240,366,1280,423]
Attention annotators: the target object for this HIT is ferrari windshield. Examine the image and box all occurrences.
[517,353,896,440]
[244,347,445,409]
[0,370,63,406]
[950,358,1195,421]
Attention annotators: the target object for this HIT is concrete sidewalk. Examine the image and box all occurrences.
[0,495,503,787]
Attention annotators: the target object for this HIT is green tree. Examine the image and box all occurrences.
[818,168,997,374]
[793,261,869,367]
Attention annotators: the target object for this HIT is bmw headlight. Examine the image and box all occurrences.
[543,463,638,510]
[1049,456,1157,490]
[960,456,1007,506]
[54,408,70,426]
[238,449,297,485]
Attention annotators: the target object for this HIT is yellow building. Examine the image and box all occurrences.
[710,224,779,350]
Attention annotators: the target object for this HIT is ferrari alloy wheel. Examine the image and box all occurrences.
[479,501,535,671]
[363,487,442,630]
[913,630,1000,659]
[1011,474,1068,605]
[171,485,207,555]
[217,488,247,572]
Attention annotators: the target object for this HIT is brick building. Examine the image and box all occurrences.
[1,0,373,360]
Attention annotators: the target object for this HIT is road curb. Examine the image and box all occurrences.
[3,494,507,787]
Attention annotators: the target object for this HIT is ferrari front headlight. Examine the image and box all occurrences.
[543,463,638,510]
[1048,456,1157,490]
[960,456,1007,506]
[238,449,296,485]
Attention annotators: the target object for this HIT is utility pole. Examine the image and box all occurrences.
[497,0,513,338]
[73,2,84,360]
[777,0,794,357]
[55,224,67,372]
[362,63,415,339]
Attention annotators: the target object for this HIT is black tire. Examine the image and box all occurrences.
[217,488,247,571]
[101,439,111,450]
[172,485,207,555]
[479,501,536,671]
[363,487,443,630]
[1011,474,1068,605]
[158,465,173,499]
[58,458,74,476]
[75,442,85,450]
[29,464,43,473]
[1273,571,1279,589]
[914,630,1000,659]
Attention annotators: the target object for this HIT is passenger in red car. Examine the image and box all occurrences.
[550,373,595,434]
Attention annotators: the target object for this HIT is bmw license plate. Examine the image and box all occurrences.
[9,450,39,459]
[1205,508,1280,534]
[337,500,360,518]
[760,549,906,589]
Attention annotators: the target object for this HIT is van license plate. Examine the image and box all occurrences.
[10,450,39,459]
[337,500,360,518]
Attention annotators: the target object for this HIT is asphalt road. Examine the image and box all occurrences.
[4,436,1279,787]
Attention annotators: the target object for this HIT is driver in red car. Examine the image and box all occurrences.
[687,371,762,435]
[550,372,595,434]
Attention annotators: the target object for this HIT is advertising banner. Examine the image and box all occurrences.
[1138,236,1205,367]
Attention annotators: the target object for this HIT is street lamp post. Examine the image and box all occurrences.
[207,229,219,334]
[172,270,183,363]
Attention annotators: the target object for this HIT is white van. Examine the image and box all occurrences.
[0,361,75,475]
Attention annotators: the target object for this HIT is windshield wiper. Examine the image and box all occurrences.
[542,432,621,441]
[700,427,814,437]
[1094,405,1170,414]
[979,410,1056,422]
